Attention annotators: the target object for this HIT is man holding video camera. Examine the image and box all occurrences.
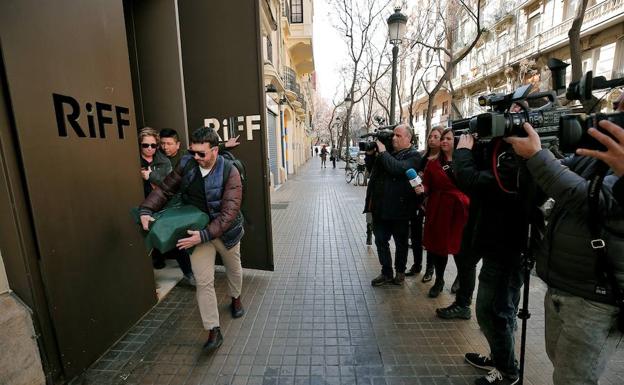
[449,132,533,385]
[506,111,624,385]
[364,124,421,286]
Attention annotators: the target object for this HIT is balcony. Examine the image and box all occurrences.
[282,66,300,101]
[509,0,624,63]
[295,94,306,116]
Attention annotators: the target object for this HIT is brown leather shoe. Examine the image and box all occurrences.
[231,296,245,318]
[203,327,223,351]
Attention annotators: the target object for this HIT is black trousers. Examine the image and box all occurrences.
[373,218,409,277]
[454,215,480,307]
[153,248,193,276]
[409,211,433,271]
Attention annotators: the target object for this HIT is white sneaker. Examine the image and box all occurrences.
[475,368,519,385]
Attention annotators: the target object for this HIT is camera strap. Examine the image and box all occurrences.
[587,161,624,332]
[440,158,457,185]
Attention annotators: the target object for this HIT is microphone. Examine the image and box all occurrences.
[405,168,422,187]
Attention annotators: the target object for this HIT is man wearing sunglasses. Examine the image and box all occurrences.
[138,126,245,352]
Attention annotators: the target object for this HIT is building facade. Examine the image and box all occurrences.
[261,0,316,189]
[401,0,624,149]
[451,0,624,117]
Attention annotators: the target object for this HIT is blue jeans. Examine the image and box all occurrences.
[373,218,409,277]
[476,257,523,379]
[545,288,621,385]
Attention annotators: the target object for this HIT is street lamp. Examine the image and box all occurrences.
[344,96,352,110]
[387,6,407,125]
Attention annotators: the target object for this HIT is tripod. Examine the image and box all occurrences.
[514,161,541,385]
[517,223,535,385]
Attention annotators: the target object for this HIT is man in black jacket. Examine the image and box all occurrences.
[364,124,421,286]
[450,134,535,385]
[507,121,624,385]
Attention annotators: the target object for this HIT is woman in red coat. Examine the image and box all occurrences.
[415,129,470,298]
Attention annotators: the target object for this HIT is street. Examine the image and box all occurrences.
[77,159,624,385]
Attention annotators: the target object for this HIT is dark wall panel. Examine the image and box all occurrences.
[178,0,274,270]
[0,0,156,378]
[126,0,189,145]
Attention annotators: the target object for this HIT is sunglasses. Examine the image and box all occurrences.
[188,148,216,158]
[141,143,158,149]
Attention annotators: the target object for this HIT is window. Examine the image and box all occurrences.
[442,101,449,115]
[564,0,581,20]
[414,114,419,122]
[291,0,303,23]
[422,110,426,121]
[527,13,541,38]
[266,37,273,64]
[614,38,624,78]
[496,31,509,55]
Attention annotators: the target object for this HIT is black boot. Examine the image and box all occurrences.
[405,264,422,277]
[422,267,434,283]
[428,279,444,298]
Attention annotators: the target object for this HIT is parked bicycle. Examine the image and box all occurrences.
[345,157,367,186]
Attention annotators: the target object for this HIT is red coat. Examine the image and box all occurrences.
[422,158,470,255]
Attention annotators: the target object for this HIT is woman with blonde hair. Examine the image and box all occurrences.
[406,126,444,281]
[139,127,172,197]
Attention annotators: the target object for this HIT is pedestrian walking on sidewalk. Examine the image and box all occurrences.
[414,128,469,298]
[330,147,338,168]
[320,145,328,168]
[139,126,246,352]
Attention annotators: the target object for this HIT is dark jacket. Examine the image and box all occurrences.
[453,142,534,263]
[141,150,172,197]
[140,154,244,249]
[364,147,421,220]
[528,150,624,304]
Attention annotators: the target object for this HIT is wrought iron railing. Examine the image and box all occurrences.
[282,66,300,94]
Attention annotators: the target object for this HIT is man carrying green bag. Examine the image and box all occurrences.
[138,127,245,351]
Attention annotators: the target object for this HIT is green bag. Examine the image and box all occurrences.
[131,198,210,253]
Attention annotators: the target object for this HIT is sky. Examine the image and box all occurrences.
[312,0,415,101]
[312,0,348,101]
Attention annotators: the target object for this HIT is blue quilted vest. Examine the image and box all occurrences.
[179,154,244,248]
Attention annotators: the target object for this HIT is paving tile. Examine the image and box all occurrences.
[75,161,624,385]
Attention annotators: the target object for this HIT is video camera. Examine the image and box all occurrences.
[452,58,624,153]
[358,125,396,153]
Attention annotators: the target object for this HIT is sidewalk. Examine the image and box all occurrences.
[77,159,624,385]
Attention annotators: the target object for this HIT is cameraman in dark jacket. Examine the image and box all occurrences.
[364,124,421,286]
[449,134,533,385]
[507,121,624,385]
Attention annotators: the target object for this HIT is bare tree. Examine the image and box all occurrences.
[332,0,392,161]
[411,0,483,131]
[567,0,598,112]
